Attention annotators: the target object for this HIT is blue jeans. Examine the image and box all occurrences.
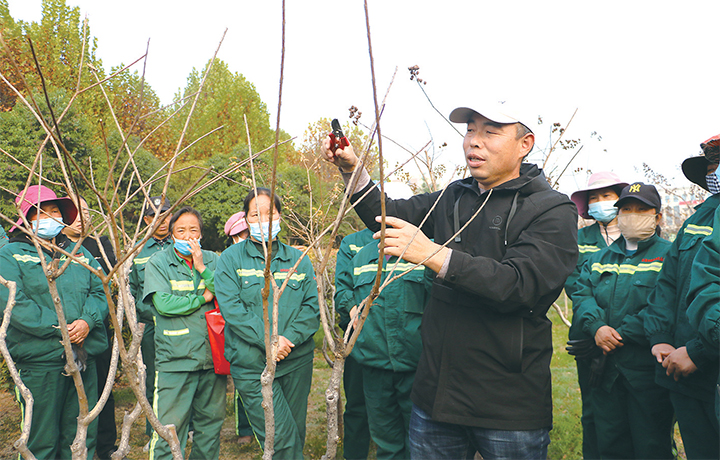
[409,404,550,460]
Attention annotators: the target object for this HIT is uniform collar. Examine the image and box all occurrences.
[608,233,660,256]
[695,193,720,211]
[149,235,171,248]
[243,239,292,262]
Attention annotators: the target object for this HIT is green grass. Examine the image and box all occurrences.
[548,302,583,459]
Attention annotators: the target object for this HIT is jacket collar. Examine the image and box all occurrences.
[456,163,548,196]
[243,239,292,262]
[695,193,720,211]
[10,232,72,258]
[148,235,171,248]
[608,233,661,256]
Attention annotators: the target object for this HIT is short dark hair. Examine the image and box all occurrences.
[515,123,532,140]
[169,206,203,235]
[243,188,283,215]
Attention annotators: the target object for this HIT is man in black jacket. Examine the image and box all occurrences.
[323,100,578,459]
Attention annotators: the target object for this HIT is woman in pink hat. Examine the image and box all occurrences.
[224,211,250,247]
[565,172,628,460]
[0,185,109,459]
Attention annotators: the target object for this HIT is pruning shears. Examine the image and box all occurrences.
[329,118,349,153]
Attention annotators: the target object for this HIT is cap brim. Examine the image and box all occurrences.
[614,196,659,209]
[682,156,709,191]
[449,107,520,125]
[145,206,172,217]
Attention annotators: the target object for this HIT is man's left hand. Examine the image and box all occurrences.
[662,346,697,381]
[374,216,447,273]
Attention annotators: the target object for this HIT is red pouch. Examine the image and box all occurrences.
[205,300,230,375]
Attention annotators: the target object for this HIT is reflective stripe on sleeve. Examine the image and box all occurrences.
[685,224,713,236]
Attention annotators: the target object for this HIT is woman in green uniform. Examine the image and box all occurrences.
[574,182,674,459]
[142,206,225,460]
[215,188,320,460]
[566,171,627,459]
[644,135,720,460]
[687,204,720,423]
[0,185,108,460]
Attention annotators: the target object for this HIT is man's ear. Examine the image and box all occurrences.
[656,212,663,226]
[143,215,153,226]
[521,133,535,154]
[519,133,535,159]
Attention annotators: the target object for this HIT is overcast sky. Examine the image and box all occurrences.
[6,1,720,195]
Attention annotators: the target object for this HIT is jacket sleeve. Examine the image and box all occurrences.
[0,248,62,339]
[644,239,680,346]
[152,292,207,317]
[564,260,583,301]
[78,251,109,331]
[351,182,439,238]
[282,258,320,347]
[214,252,267,350]
[334,237,356,329]
[444,199,578,314]
[573,257,608,338]
[142,256,205,317]
[202,265,216,294]
[616,306,652,345]
[686,219,720,352]
[128,256,152,323]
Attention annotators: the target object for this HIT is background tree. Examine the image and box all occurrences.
[169,58,284,161]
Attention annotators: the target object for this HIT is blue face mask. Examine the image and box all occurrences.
[588,201,618,223]
[706,171,720,195]
[174,238,200,256]
[249,220,281,242]
[32,218,64,239]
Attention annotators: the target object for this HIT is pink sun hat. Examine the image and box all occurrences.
[224,211,248,236]
[10,185,78,232]
[571,172,628,219]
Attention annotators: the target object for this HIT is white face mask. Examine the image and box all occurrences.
[618,213,657,242]
[249,220,281,242]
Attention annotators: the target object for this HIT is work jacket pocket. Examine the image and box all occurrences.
[402,269,429,315]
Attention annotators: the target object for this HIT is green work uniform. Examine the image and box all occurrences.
[645,194,720,459]
[142,245,226,460]
[340,243,431,459]
[565,221,611,460]
[0,235,108,460]
[215,239,320,460]
[574,234,674,459]
[686,204,720,423]
[129,236,172,437]
[334,229,374,460]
